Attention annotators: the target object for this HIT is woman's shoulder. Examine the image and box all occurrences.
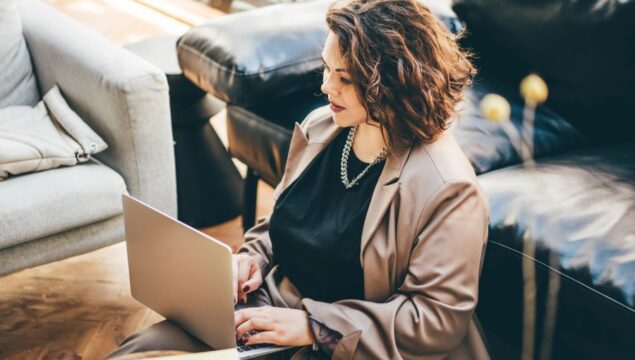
[291,105,341,145]
[400,130,482,199]
[399,131,489,231]
[300,106,333,132]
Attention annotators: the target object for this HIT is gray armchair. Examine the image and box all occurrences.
[0,0,177,275]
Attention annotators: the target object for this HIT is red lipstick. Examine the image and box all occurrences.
[329,101,345,113]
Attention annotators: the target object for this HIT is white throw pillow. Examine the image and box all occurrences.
[0,85,108,180]
[0,0,40,108]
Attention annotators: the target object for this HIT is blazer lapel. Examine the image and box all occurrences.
[360,147,412,262]
[273,118,342,200]
[274,113,413,270]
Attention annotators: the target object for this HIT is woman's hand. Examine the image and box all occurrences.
[234,306,313,347]
[232,253,263,305]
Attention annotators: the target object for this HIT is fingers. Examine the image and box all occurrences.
[234,307,306,347]
[235,308,268,342]
[235,255,261,304]
[232,256,239,305]
[236,256,251,292]
[245,331,279,346]
[235,317,274,341]
[241,265,262,295]
[237,257,264,304]
[234,307,251,327]
[234,307,263,327]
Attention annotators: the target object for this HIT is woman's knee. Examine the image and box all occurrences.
[106,320,211,359]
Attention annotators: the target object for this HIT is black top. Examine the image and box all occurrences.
[268,128,385,303]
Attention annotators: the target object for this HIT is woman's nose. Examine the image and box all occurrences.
[321,75,339,96]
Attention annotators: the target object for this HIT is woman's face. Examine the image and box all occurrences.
[321,32,369,128]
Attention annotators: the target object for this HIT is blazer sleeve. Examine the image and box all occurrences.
[237,214,275,274]
[301,181,489,360]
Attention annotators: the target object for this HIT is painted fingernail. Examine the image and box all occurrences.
[242,284,250,292]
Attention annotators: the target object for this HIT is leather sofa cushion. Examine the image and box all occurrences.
[452,0,635,142]
[451,71,586,174]
[476,142,635,358]
[0,162,127,250]
[478,142,635,310]
[226,91,327,186]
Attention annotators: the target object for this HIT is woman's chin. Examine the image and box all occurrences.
[331,113,359,128]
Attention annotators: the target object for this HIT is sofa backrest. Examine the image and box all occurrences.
[452,0,635,142]
[0,0,40,108]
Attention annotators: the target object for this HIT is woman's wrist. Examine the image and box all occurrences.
[306,313,319,351]
[300,311,316,348]
[307,315,343,355]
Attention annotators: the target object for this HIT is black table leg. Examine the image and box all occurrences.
[242,168,259,232]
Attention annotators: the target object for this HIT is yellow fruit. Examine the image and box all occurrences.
[480,93,511,123]
[520,74,548,105]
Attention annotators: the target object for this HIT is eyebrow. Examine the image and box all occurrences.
[321,56,349,73]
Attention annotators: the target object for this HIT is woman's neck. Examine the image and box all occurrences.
[351,122,386,163]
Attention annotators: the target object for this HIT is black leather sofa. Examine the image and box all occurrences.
[177,0,635,358]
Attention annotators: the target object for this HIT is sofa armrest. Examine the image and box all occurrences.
[177,0,331,106]
[19,0,177,216]
[177,0,461,107]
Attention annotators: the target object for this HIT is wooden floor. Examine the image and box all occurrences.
[0,181,273,360]
[0,1,275,359]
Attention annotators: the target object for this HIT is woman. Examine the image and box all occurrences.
[108,0,489,359]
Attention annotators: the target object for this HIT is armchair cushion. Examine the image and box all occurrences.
[0,162,127,250]
[0,85,108,180]
[20,0,177,216]
[0,0,39,108]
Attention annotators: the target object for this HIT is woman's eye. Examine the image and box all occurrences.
[321,63,351,85]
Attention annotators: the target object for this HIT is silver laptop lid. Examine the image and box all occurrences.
[122,194,236,350]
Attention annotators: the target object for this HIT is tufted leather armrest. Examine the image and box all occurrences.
[177,0,331,107]
[176,0,462,107]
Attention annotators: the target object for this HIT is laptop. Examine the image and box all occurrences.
[122,194,291,359]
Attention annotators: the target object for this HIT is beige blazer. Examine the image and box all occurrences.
[238,107,490,360]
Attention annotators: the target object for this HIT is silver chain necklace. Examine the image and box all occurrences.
[340,126,387,189]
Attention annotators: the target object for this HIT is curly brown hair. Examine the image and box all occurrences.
[326,0,476,152]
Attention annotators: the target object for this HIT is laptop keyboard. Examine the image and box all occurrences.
[237,330,270,353]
